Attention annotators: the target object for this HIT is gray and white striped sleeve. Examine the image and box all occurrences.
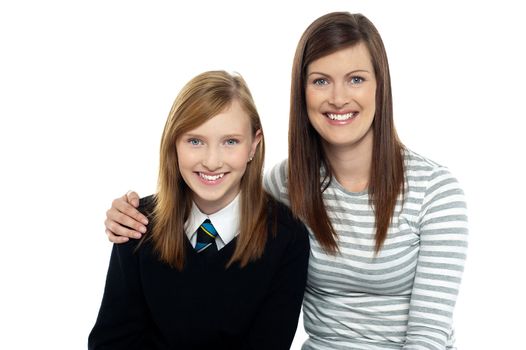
[404,167,469,350]
[263,160,290,205]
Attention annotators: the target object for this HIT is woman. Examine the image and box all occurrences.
[89,71,310,349]
[105,13,468,349]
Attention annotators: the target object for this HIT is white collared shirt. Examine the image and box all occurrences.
[185,195,240,250]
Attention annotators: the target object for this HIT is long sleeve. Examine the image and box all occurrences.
[246,221,310,350]
[403,168,468,350]
[88,241,152,349]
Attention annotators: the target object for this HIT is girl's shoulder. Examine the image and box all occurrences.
[138,195,156,218]
[120,195,156,254]
[266,195,308,241]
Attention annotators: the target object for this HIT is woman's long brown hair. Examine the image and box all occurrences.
[288,12,405,253]
[150,70,269,269]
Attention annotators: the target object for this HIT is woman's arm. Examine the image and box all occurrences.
[88,241,153,349]
[246,219,310,350]
[404,168,469,349]
[105,191,149,243]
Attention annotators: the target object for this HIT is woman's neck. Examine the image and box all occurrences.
[322,129,373,193]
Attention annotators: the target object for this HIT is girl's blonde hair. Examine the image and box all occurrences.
[149,70,269,269]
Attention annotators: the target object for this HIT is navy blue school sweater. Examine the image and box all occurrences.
[88,195,310,350]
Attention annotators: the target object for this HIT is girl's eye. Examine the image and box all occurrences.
[313,78,329,86]
[188,138,202,146]
[225,139,239,146]
[350,76,364,84]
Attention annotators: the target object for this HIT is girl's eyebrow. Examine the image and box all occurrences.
[181,133,202,138]
[182,133,246,139]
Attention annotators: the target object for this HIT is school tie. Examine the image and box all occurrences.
[195,219,218,256]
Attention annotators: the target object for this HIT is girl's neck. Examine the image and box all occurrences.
[322,129,373,193]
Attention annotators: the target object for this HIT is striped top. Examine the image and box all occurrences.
[264,149,468,350]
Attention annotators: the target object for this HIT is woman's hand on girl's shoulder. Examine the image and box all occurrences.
[104,191,149,243]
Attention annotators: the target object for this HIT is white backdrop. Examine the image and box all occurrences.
[1,1,525,349]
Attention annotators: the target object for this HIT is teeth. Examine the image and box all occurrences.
[326,112,356,120]
[200,173,224,181]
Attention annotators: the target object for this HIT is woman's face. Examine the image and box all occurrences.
[176,100,262,215]
[305,42,377,152]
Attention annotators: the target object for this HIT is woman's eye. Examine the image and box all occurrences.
[225,139,239,146]
[350,76,364,84]
[188,138,202,146]
[313,78,329,86]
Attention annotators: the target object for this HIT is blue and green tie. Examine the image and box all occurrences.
[195,219,218,256]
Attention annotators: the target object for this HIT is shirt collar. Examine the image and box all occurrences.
[185,194,240,245]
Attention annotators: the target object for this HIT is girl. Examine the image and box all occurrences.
[105,13,468,350]
[89,71,310,349]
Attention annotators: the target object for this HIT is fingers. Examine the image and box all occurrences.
[113,194,149,226]
[106,229,129,244]
[126,190,141,208]
[104,192,149,242]
[105,208,146,239]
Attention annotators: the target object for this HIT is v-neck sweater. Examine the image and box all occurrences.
[88,195,310,350]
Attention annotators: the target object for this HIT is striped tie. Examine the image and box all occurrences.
[195,219,218,256]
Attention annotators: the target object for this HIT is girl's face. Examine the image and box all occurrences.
[305,42,377,152]
[176,100,262,215]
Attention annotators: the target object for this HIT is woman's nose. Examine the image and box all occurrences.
[328,83,350,108]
